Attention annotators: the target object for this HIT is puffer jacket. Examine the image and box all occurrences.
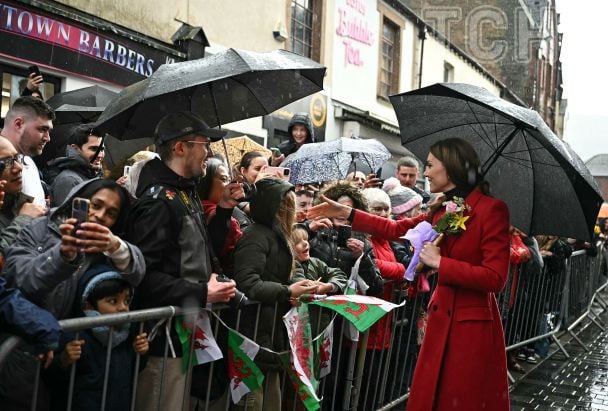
[3,179,145,320]
[233,178,294,369]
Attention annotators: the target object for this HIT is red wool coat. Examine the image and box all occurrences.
[352,189,510,411]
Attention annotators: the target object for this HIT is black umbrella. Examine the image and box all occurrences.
[46,85,118,109]
[93,48,326,141]
[390,83,602,241]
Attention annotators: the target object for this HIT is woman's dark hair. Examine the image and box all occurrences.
[198,157,225,200]
[86,278,132,309]
[429,138,490,195]
[238,151,264,170]
[64,179,131,234]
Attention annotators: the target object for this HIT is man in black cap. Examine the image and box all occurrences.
[127,111,239,411]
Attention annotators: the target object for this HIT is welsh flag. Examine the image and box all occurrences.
[175,312,223,372]
[227,329,264,404]
[313,320,333,379]
[306,294,404,333]
[283,304,320,411]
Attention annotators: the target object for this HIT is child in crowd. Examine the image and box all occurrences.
[291,225,347,334]
[54,264,148,411]
[292,225,347,293]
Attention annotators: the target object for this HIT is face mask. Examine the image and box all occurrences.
[83,309,131,347]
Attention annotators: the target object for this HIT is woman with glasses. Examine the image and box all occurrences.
[197,156,243,276]
[0,137,47,256]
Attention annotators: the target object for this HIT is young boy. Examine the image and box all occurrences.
[291,225,347,297]
[56,264,148,411]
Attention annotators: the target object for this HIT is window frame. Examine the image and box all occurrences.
[377,5,403,101]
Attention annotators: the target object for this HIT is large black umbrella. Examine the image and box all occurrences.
[390,83,602,241]
[93,48,326,141]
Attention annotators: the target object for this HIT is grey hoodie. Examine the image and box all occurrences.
[2,179,145,319]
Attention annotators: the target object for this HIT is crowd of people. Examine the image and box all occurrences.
[0,78,601,411]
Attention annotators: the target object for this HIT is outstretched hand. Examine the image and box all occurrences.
[306,195,352,221]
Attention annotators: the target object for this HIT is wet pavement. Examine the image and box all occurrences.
[510,307,608,410]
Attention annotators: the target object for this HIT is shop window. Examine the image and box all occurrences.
[0,64,60,117]
[378,17,400,100]
[290,0,322,62]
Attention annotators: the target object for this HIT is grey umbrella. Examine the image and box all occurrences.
[93,48,325,141]
[390,83,602,241]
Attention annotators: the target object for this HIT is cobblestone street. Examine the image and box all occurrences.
[511,308,608,410]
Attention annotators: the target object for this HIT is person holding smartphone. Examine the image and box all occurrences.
[270,112,315,166]
[22,65,44,100]
[3,178,145,319]
[1,178,145,408]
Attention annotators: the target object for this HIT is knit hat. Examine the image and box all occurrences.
[362,188,391,210]
[382,177,423,215]
[79,264,127,305]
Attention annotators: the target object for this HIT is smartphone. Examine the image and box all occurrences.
[123,165,131,176]
[71,198,90,231]
[271,147,281,157]
[266,166,290,180]
[28,64,41,77]
[337,225,352,247]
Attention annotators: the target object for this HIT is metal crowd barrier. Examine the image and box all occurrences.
[1,250,607,411]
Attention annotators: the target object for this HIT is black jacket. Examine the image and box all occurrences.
[233,178,294,368]
[309,228,384,296]
[127,159,230,356]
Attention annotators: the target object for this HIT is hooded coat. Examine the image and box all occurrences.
[348,189,510,411]
[2,179,145,320]
[277,113,315,157]
[233,178,294,368]
[48,146,100,207]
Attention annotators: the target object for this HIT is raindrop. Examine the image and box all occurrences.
[241,106,245,112]
[224,83,228,90]
[288,93,292,99]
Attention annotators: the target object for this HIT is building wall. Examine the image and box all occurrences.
[421,34,502,94]
[56,0,287,51]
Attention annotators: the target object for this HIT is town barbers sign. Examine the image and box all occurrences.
[0,0,184,85]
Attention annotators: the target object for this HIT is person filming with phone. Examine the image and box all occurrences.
[22,65,45,100]
[1,178,145,407]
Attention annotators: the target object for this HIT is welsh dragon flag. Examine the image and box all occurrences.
[283,304,320,411]
[314,320,333,379]
[304,294,404,333]
[227,329,264,404]
[175,312,223,372]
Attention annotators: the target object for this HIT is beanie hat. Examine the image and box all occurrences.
[80,264,126,305]
[382,177,422,215]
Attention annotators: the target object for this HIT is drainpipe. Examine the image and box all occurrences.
[418,25,427,89]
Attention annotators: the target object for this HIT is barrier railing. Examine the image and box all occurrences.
[1,249,607,411]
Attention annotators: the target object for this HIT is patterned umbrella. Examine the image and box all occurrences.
[210,136,271,168]
[283,137,391,184]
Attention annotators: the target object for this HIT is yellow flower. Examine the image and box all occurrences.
[454,214,470,231]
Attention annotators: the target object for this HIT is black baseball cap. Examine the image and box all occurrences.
[154,111,226,144]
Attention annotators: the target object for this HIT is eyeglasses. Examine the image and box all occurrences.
[0,154,25,169]
[184,140,212,150]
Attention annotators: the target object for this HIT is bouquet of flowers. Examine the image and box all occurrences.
[403,197,471,280]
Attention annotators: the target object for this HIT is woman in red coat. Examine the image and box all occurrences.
[308,138,510,411]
